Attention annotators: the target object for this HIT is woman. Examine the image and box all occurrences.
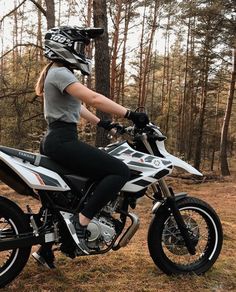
[32,26,149,268]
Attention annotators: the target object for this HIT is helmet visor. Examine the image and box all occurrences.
[74,41,88,55]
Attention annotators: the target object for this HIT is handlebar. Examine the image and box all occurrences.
[108,122,167,141]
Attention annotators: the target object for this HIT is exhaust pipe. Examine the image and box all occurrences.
[113,212,139,250]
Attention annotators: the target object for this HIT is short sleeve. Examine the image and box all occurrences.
[52,67,78,93]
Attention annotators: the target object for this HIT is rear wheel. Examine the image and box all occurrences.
[148,197,223,275]
[0,196,31,288]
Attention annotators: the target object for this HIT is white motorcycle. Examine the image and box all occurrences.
[0,122,223,287]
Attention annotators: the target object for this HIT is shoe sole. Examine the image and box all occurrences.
[32,252,55,269]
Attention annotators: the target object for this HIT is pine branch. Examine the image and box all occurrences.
[29,0,47,16]
[0,43,43,60]
[23,113,43,123]
[0,90,35,99]
[0,0,27,25]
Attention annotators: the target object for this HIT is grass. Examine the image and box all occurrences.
[0,174,236,292]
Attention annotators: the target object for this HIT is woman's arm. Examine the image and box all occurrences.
[66,82,127,117]
[80,105,100,125]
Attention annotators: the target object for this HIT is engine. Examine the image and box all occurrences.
[86,194,124,250]
[86,216,117,250]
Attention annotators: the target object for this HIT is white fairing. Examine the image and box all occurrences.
[0,123,201,195]
[0,151,70,191]
[106,142,173,192]
[150,125,202,176]
[158,143,202,176]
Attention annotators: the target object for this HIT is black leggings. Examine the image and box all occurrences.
[41,122,130,219]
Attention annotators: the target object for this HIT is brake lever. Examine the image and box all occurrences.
[106,124,125,140]
[107,128,117,140]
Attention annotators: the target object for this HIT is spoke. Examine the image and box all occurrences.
[196,244,205,255]
[162,209,211,267]
[0,218,15,270]
[0,222,10,231]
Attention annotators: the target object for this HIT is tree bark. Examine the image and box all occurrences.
[138,0,147,107]
[37,0,43,63]
[110,0,122,101]
[119,1,132,105]
[93,0,111,147]
[194,63,208,171]
[140,1,159,107]
[220,47,236,176]
[45,0,55,29]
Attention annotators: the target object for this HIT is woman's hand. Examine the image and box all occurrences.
[97,120,115,131]
[125,110,149,128]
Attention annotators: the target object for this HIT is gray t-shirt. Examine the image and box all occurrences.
[44,67,81,124]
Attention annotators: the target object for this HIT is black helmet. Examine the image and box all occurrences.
[44,26,104,75]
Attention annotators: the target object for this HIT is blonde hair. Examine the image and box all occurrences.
[35,62,53,96]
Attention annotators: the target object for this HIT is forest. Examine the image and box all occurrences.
[0,1,236,291]
[0,0,235,176]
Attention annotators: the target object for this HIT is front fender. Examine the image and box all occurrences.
[152,193,187,214]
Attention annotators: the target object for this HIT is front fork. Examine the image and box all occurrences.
[152,179,196,255]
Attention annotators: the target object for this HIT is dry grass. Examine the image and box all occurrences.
[0,174,236,292]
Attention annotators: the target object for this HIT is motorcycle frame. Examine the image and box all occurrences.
[0,124,201,254]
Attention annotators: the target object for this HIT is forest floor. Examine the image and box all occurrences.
[0,171,236,292]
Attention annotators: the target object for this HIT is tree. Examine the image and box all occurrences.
[93,0,111,147]
[220,47,236,175]
[29,0,55,29]
[110,0,122,100]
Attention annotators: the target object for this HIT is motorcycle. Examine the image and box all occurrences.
[0,122,223,287]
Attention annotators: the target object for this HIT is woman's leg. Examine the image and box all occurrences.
[43,128,130,253]
[47,139,130,219]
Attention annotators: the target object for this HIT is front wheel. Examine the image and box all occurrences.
[0,196,31,288]
[148,196,223,275]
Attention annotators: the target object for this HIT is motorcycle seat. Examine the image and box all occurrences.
[0,145,72,175]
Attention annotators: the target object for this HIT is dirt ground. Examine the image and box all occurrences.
[0,173,236,292]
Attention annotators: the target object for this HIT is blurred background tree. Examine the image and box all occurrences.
[0,0,235,175]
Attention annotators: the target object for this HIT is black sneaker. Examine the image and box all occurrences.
[32,246,56,269]
[70,215,91,255]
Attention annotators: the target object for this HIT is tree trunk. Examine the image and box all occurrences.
[181,17,190,156]
[194,54,209,171]
[161,15,170,114]
[93,0,111,147]
[220,47,236,176]
[138,1,147,107]
[36,0,43,63]
[86,0,93,89]
[119,1,132,105]
[165,56,174,135]
[45,0,55,29]
[140,1,159,107]
[110,0,122,101]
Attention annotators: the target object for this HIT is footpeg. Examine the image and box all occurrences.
[27,205,39,236]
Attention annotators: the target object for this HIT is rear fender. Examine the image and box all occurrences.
[0,150,70,192]
[0,160,34,196]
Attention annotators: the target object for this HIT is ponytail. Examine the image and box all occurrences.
[35,62,53,96]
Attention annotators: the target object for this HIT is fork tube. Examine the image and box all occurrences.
[158,178,173,197]
[158,178,196,255]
